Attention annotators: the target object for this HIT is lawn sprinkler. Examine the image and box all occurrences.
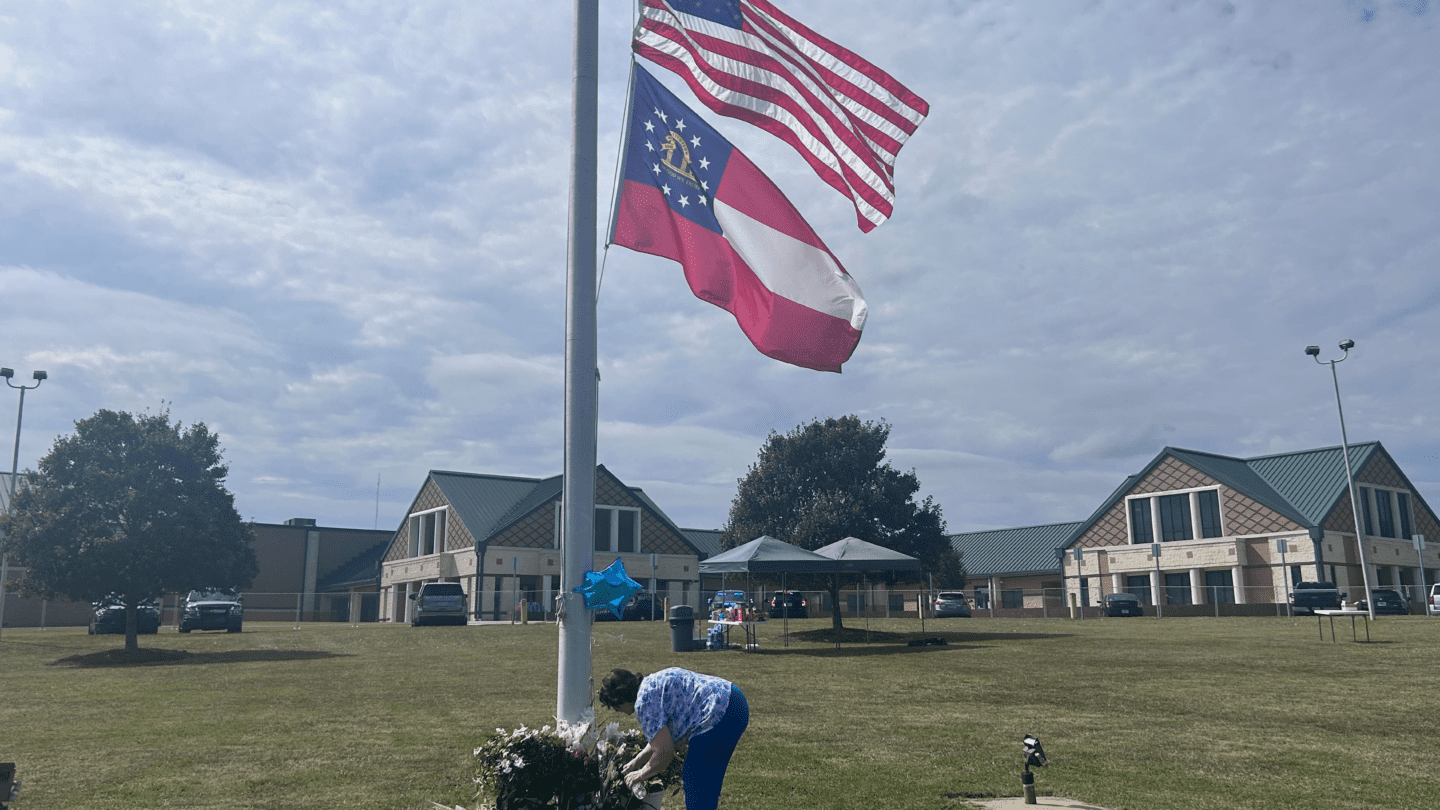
[0,762,19,809]
[1021,735,1047,804]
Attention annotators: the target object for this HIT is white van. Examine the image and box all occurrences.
[1428,583,1440,617]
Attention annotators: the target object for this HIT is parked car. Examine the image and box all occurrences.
[594,592,658,621]
[179,589,244,633]
[766,590,808,618]
[1289,581,1341,615]
[708,590,754,610]
[409,581,468,626]
[932,592,971,618]
[1103,592,1144,617]
[89,595,161,635]
[1358,588,1409,616]
[1429,583,1440,617]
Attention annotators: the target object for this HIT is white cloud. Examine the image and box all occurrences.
[0,0,1436,534]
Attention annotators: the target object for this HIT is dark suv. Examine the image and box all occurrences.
[409,582,468,626]
[767,591,808,618]
[179,589,243,633]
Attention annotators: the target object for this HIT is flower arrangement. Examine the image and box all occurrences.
[471,715,683,810]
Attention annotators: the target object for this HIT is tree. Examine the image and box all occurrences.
[720,416,963,630]
[1,408,258,651]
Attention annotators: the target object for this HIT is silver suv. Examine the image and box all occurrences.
[409,582,468,626]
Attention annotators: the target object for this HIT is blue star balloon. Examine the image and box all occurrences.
[575,559,644,619]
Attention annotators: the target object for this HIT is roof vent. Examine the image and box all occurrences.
[285,518,318,527]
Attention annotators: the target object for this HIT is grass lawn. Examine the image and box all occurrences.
[2,614,1436,810]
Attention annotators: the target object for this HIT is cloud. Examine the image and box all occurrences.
[1,0,1436,535]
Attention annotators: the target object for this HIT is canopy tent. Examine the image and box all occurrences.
[698,535,836,575]
[814,537,925,640]
[813,537,922,574]
[699,536,837,648]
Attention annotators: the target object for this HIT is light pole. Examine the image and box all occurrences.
[0,368,47,639]
[1305,340,1375,621]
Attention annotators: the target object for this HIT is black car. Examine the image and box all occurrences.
[767,591,808,618]
[89,596,161,635]
[1359,588,1410,616]
[179,589,244,633]
[1104,593,1144,617]
[594,592,658,621]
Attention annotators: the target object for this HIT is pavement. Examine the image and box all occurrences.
[965,798,1114,810]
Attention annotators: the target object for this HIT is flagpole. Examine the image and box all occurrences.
[558,0,599,724]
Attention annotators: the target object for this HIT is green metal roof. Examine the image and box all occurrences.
[950,521,1084,578]
[1059,441,1393,551]
[1244,443,1380,526]
[680,528,724,559]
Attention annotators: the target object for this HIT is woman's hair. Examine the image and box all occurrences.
[597,668,646,711]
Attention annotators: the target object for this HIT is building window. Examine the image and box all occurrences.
[409,509,446,557]
[1375,489,1395,538]
[1158,494,1192,542]
[593,506,641,553]
[1204,570,1234,604]
[1359,486,1374,536]
[1125,574,1151,606]
[1359,486,1415,539]
[1198,490,1222,538]
[1129,487,1223,544]
[1001,589,1023,609]
[1164,572,1191,605]
[1079,578,1090,607]
[1130,499,1153,544]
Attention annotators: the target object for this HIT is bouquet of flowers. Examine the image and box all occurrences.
[473,716,682,810]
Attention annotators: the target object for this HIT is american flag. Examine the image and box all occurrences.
[634,0,930,233]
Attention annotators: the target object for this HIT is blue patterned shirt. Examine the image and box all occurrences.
[635,667,732,741]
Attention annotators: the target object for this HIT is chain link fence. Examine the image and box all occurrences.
[5,582,1436,629]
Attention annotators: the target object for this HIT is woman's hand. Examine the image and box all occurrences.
[625,726,676,782]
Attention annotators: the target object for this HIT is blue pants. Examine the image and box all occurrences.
[682,685,749,810]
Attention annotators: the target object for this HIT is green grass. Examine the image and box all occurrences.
[2,614,1436,810]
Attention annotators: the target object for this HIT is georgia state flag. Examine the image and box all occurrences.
[611,65,867,373]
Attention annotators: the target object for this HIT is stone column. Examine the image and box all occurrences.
[1190,567,1205,605]
[1232,565,1246,604]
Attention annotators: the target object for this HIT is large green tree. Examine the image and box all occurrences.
[720,416,963,629]
[1,408,258,651]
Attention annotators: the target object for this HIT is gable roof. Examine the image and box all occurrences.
[1060,441,1408,548]
[388,465,703,557]
[950,521,1084,578]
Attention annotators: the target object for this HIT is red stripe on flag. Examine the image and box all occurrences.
[614,180,861,373]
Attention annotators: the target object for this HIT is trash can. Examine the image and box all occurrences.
[669,605,695,652]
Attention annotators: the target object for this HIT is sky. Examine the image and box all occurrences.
[1,0,1436,539]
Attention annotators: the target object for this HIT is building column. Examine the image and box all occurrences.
[1387,565,1401,589]
[1232,565,1247,604]
[1111,573,1123,596]
[989,576,999,614]
[1150,569,1162,606]
[1190,567,1205,605]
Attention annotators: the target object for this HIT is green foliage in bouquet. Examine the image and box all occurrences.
[474,721,683,810]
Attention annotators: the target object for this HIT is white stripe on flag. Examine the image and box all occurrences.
[714,198,867,331]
